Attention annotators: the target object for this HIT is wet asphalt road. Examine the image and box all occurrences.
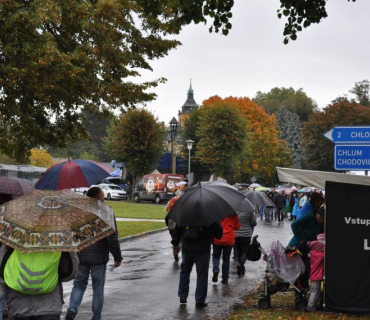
[62,218,294,320]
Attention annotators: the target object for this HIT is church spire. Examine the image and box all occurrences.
[182,79,197,109]
[188,79,194,96]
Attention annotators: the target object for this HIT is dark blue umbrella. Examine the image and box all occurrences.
[35,159,110,190]
[168,181,252,227]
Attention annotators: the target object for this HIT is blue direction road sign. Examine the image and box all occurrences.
[335,145,370,170]
[324,126,370,144]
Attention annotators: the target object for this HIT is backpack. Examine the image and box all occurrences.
[247,235,262,261]
[4,250,61,295]
[182,226,207,243]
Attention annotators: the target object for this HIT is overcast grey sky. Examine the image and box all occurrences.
[138,0,370,124]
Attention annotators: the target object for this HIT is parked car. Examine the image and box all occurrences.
[100,177,126,190]
[97,183,127,200]
[133,174,184,204]
[71,187,89,195]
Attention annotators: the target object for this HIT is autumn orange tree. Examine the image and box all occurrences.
[302,101,370,171]
[29,149,54,168]
[203,96,293,185]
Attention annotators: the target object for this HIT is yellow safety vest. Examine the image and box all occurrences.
[4,250,61,295]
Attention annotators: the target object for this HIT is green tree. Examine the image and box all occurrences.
[349,80,370,107]
[180,108,210,176]
[141,0,358,42]
[0,154,19,165]
[194,102,247,181]
[0,1,180,162]
[104,109,165,182]
[278,0,357,44]
[254,87,317,122]
[301,101,370,171]
[276,106,303,168]
[48,110,112,161]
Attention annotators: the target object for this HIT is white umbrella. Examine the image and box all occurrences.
[250,183,261,188]
[176,181,187,187]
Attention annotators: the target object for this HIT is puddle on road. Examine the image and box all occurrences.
[123,247,160,252]
[118,275,148,281]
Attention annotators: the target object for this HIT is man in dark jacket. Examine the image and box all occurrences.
[171,221,223,308]
[66,187,123,320]
[275,191,286,225]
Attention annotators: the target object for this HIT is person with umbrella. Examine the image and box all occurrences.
[0,177,34,320]
[211,214,240,284]
[168,182,247,308]
[234,208,257,276]
[66,187,122,320]
[171,220,223,308]
[0,189,118,320]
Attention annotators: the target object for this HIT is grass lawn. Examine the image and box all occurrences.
[107,200,166,220]
[116,221,166,238]
[231,291,370,320]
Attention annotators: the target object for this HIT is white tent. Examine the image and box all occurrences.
[276,167,370,189]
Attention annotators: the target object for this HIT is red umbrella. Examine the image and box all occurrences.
[35,159,110,190]
[0,176,34,197]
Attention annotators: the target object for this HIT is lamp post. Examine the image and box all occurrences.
[185,140,194,182]
[169,117,179,174]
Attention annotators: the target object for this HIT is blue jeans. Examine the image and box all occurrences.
[178,252,210,303]
[0,287,7,320]
[265,207,274,223]
[259,206,265,220]
[68,264,107,320]
[277,207,285,222]
[212,245,232,281]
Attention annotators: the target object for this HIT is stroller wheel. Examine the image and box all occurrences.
[294,296,307,311]
[258,295,271,309]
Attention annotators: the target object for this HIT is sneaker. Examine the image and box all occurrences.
[180,297,187,304]
[195,302,208,308]
[221,279,228,284]
[212,271,219,283]
[65,310,77,320]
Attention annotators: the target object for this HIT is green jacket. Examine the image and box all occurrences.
[289,212,318,253]
[0,245,78,317]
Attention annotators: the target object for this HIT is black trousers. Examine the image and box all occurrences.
[235,237,251,267]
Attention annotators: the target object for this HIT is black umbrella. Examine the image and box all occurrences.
[242,190,275,207]
[168,181,250,227]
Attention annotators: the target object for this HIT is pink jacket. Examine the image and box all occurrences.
[308,233,324,281]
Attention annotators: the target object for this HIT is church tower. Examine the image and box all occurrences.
[178,80,198,127]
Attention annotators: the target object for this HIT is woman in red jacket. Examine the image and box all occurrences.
[212,214,240,284]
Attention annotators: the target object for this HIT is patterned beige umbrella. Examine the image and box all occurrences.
[0,189,116,253]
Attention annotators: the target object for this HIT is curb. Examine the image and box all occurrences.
[118,227,168,243]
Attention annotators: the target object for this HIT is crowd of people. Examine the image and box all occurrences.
[165,184,326,312]
[0,181,326,318]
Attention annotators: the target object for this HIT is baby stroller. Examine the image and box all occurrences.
[258,239,307,311]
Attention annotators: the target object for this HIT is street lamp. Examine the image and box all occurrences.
[169,117,179,174]
[185,140,194,182]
